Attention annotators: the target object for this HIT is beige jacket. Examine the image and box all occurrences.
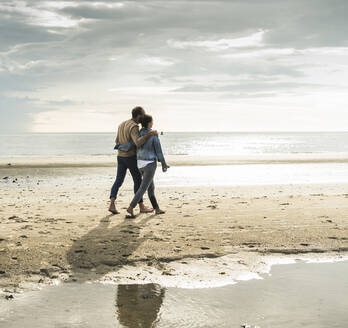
[115,119,147,157]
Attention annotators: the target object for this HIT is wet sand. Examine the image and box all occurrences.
[0,163,348,293]
[1,153,348,169]
[0,260,347,327]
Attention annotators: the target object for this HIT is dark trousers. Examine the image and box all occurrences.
[110,156,143,203]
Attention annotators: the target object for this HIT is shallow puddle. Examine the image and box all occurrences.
[1,260,348,327]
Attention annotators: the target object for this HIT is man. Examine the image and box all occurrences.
[109,106,157,215]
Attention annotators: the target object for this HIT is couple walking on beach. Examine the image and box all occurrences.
[108,106,169,218]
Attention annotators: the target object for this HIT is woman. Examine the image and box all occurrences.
[126,114,169,218]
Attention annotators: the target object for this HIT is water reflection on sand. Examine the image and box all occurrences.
[116,284,165,328]
[0,261,348,328]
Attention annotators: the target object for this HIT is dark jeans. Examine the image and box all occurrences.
[130,162,159,209]
[110,156,143,203]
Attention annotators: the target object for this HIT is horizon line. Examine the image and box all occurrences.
[1,130,348,135]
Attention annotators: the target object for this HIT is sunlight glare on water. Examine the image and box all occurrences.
[1,132,348,157]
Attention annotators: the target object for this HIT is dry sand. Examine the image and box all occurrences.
[0,164,348,294]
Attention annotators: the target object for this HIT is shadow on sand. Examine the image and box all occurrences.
[67,214,155,282]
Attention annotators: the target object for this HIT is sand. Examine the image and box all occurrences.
[1,153,348,169]
[0,164,348,294]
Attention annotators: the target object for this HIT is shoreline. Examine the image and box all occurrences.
[1,252,348,296]
[1,253,348,298]
[1,153,348,168]
[92,252,348,289]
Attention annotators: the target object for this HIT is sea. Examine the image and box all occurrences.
[1,132,348,186]
[1,131,348,157]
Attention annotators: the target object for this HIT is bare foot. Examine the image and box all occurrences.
[126,207,136,219]
[139,205,154,213]
[108,202,119,214]
[155,209,165,215]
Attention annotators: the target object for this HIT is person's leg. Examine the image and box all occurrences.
[127,156,152,213]
[147,180,158,209]
[127,163,156,217]
[109,157,127,214]
[148,181,165,214]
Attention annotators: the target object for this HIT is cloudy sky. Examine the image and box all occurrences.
[1,0,348,132]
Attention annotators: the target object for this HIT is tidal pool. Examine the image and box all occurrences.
[0,260,347,328]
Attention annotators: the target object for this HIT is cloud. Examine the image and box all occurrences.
[170,81,337,95]
[137,56,175,67]
[0,95,46,133]
[0,1,83,27]
[167,30,266,51]
[0,14,64,51]
[1,0,348,132]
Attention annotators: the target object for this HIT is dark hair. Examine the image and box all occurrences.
[131,106,145,119]
[141,114,153,128]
